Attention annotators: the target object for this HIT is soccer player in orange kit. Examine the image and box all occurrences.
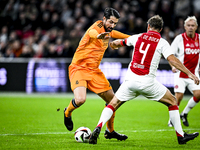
[64,7,130,140]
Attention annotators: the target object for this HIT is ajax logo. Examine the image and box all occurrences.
[0,68,7,85]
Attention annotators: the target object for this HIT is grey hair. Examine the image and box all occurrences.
[184,16,198,26]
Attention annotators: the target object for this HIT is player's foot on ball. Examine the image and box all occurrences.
[89,127,101,144]
[64,107,73,131]
[178,132,199,144]
[180,113,189,127]
[104,130,128,141]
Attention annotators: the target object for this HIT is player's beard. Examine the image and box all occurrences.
[104,25,113,32]
[187,30,195,38]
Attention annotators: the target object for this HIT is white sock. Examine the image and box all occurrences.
[169,106,184,137]
[182,97,198,114]
[168,105,179,125]
[97,107,114,129]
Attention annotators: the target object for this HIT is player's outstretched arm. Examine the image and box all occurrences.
[167,54,200,85]
[109,39,123,50]
[97,32,110,39]
[88,29,110,39]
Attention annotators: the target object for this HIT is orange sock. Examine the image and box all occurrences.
[65,99,79,117]
[106,111,115,133]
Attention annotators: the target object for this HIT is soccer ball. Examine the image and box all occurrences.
[74,127,92,143]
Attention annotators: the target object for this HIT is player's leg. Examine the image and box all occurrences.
[168,92,183,127]
[64,86,87,131]
[180,80,200,126]
[144,79,199,144]
[96,96,123,129]
[159,89,199,144]
[89,96,124,144]
[98,89,127,140]
[64,66,89,131]
[175,92,184,106]
[90,78,136,144]
[88,70,127,140]
[64,67,88,130]
[180,90,200,126]
[98,90,115,132]
[65,87,87,117]
[168,77,185,127]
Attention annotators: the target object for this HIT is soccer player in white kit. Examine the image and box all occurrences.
[168,16,200,127]
[89,15,199,145]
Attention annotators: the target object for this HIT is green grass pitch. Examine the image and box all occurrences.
[0,93,200,150]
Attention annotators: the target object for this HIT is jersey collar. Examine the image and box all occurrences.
[147,30,161,37]
[183,32,197,41]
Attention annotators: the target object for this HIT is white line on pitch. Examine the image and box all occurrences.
[0,132,71,136]
[1,128,199,136]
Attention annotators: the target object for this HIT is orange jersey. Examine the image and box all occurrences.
[70,20,130,70]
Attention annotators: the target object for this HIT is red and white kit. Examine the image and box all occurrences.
[171,33,200,93]
[116,31,173,101]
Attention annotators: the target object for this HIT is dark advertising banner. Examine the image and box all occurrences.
[26,59,67,93]
[0,62,27,91]
[0,58,183,94]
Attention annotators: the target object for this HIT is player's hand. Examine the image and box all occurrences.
[172,66,178,73]
[97,32,110,39]
[188,73,200,85]
[109,42,118,50]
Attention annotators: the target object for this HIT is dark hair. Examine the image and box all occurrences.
[104,7,120,19]
[147,15,163,31]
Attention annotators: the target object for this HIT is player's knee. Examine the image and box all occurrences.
[75,97,86,106]
[169,96,177,106]
[194,94,200,100]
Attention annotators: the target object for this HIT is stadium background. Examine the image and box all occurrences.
[0,0,199,94]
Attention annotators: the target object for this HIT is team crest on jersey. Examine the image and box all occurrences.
[76,80,79,84]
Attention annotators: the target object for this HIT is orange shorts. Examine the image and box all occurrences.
[69,64,112,94]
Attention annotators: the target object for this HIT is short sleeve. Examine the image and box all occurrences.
[126,34,141,46]
[160,39,173,59]
[170,35,181,55]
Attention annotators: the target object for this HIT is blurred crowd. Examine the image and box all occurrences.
[0,0,200,59]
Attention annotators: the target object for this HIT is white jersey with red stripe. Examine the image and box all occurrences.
[171,33,200,78]
[115,31,174,101]
[125,30,173,78]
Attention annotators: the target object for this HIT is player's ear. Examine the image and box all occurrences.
[159,28,163,33]
[147,24,150,31]
[195,25,198,31]
[184,24,187,31]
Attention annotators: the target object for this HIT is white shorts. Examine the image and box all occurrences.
[115,72,167,101]
[174,77,200,93]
